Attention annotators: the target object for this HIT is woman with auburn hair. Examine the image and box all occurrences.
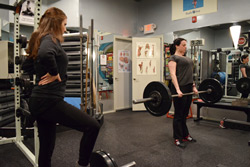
[24,7,100,167]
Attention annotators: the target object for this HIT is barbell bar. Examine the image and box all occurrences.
[133,78,224,117]
[172,89,211,97]
[133,89,211,104]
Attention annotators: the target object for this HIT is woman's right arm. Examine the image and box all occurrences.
[38,36,61,85]
[38,73,61,85]
[168,61,183,97]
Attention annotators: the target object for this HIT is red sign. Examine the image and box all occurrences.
[144,24,155,34]
[238,37,246,45]
[192,16,197,23]
[238,35,247,46]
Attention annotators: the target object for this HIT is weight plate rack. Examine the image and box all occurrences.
[62,33,90,105]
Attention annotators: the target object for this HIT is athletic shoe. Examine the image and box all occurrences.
[183,135,197,142]
[175,139,186,148]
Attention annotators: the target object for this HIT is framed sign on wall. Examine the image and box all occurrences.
[172,0,217,21]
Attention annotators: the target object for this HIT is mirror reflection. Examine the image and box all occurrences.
[172,20,250,99]
[97,31,117,112]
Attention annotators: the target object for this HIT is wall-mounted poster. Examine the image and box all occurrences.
[172,0,217,21]
[183,0,204,11]
[100,54,107,65]
[19,0,35,26]
[136,42,156,58]
[137,59,156,75]
[136,42,157,75]
[118,50,131,73]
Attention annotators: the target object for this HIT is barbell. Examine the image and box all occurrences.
[90,150,136,167]
[133,78,224,117]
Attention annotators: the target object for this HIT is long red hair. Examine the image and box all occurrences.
[26,7,67,59]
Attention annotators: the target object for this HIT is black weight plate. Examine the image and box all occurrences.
[90,150,117,167]
[143,81,172,117]
[102,151,118,167]
[198,78,223,104]
[236,78,250,94]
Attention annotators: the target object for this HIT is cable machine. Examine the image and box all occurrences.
[210,47,242,98]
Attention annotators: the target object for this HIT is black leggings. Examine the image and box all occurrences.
[29,97,100,167]
[171,84,193,140]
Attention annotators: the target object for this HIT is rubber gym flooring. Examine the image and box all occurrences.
[0,109,250,167]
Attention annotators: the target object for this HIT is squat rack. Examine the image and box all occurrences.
[0,0,42,166]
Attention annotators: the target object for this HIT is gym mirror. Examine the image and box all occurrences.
[97,31,116,112]
[170,20,250,98]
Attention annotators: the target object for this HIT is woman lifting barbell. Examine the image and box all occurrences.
[168,38,198,148]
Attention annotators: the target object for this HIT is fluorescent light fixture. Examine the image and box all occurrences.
[230,25,241,49]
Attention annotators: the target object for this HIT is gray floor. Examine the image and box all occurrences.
[0,110,250,167]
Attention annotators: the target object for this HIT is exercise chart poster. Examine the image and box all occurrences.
[136,42,156,58]
[172,0,217,20]
[118,50,131,73]
[183,0,204,11]
[136,59,156,75]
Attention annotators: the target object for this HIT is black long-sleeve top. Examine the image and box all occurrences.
[30,34,68,98]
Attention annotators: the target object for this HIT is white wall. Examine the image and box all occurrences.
[79,0,139,36]
[214,29,232,49]
[4,0,250,38]
[0,0,10,39]
[42,0,79,27]
[137,0,250,37]
[200,27,215,51]
[8,0,138,36]
[0,0,9,21]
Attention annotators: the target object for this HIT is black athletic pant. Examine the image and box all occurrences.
[29,97,100,167]
[171,83,193,140]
